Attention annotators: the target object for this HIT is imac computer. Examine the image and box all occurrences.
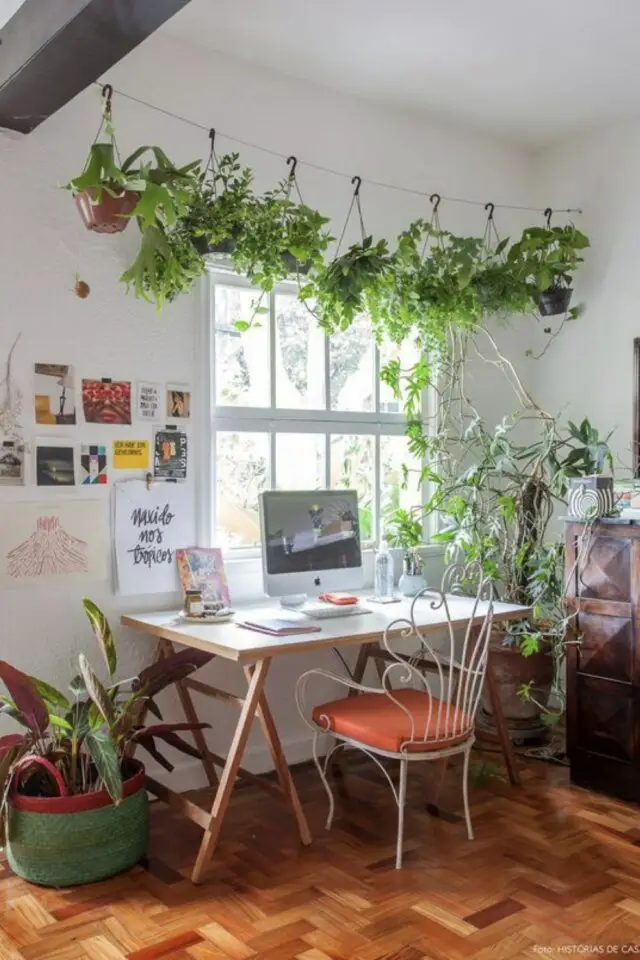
[259,489,364,600]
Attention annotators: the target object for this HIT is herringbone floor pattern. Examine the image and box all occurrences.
[1,753,639,959]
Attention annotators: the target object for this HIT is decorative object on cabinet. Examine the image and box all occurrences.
[567,475,616,520]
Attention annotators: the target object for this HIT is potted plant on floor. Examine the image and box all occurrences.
[0,599,211,887]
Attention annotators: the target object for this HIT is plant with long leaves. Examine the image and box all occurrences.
[0,599,212,834]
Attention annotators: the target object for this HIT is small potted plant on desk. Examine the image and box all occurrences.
[387,507,427,596]
[0,599,211,887]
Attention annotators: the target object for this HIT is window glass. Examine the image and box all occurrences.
[380,434,422,535]
[379,337,422,413]
[275,294,325,409]
[215,286,269,407]
[215,431,269,547]
[329,316,375,412]
[330,434,374,540]
[275,433,325,490]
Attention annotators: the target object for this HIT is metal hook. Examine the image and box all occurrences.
[101,83,113,112]
[351,175,362,197]
[286,155,298,179]
[485,201,495,221]
[209,128,216,149]
[544,206,553,228]
[430,192,441,213]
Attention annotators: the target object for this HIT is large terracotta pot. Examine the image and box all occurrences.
[478,634,554,744]
[74,187,139,234]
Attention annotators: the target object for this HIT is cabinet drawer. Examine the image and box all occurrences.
[571,675,636,762]
[576,612,634,682]
[577,535,631,602]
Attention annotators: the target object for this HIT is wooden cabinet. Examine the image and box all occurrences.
[565,520,640,801]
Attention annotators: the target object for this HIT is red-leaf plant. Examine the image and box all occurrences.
[0,599,212,823]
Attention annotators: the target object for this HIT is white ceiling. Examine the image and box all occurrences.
[163,0,640,147]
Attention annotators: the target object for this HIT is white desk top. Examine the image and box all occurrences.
[122,594,529,663]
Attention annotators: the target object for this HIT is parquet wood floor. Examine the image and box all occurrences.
[1,752,640,960]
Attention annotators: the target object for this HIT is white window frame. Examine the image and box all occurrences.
[195,268,427,560]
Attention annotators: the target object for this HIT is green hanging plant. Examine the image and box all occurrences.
[507,215,590,317]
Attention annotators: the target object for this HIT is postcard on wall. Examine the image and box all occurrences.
[153,429,187,480]
[176,547,230,604]
[36,443,75,486]
[114,479,195,595]
[34,363,76,426]
[0,500,108,588]
[82,379,132,425]
[137,382,161,422]
[80,444,107,485]
[0,440,25,485]
[113,439,149,470]
[166,385,191,419]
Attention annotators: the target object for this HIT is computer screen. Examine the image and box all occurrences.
[260,490,362,579]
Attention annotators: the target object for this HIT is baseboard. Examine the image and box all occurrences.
[145,733,316,793]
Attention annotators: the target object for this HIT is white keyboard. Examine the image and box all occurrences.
[301,602,370,620]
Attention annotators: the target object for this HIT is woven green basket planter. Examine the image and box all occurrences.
[5,762,148,887]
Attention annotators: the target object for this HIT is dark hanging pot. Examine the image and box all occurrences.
[192,234,236,256]
[281,250,312,275]
[537,285,573,317]
[74,187,139,234]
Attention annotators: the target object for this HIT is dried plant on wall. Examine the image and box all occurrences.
[0,334,24,443]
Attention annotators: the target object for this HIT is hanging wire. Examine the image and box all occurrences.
[204,128,219,196]
[335,175,366,256]
[94,81,582,217]
[544,206,553,228]
[285,155,305,203]
[482,201,501,249]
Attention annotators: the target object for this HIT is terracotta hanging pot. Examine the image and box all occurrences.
[74,187,139,234]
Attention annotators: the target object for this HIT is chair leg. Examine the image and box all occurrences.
[396,756,409,869]
[462,746,474,840]
[312,731,337,830]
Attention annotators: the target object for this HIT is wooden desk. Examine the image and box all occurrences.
[122,595,528,883]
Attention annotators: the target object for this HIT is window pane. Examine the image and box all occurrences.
[330,434,374,540]
[275,433,325,490]
[329,316,375,412]
[275,294,325,409]
[379,338,422,413]
[215,432,269,548]
[214,286,269,407]
[380,434,422,536]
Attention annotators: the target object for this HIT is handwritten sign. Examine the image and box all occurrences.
[113,440,149,470]
[137,382,161,421]
[154,429,187,480]
[114,480,195,595]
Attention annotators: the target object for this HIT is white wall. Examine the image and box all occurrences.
[530,121,640,473]
[0,31,536,784]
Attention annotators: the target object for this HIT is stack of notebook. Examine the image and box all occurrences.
[236,611,321,636]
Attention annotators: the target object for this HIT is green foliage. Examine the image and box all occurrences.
[508,224,590,294]
[386,507,424,550]
[0,602,210,822]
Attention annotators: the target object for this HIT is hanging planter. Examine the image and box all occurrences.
[6,759,147,887]
[537,285,573,316]
[74,186,139,234]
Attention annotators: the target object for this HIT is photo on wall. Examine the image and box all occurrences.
[36,444,75,486]
[82,379,132,425]
[153,428,187,480]
[80,444,108,485]
[0,441,25,485]
[34,363,76,426]
[166,385,191,419]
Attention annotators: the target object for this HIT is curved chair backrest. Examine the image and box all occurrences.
[380,560,494,749]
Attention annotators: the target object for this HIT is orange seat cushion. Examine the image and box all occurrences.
[311,689,471,753]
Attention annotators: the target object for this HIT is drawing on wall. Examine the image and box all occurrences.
[36,444,75,486]
[8,516,88,577]
[34,363,76,426]
[137,382,161,421]
[154,429,187,480]
[80,444,107,485]
[113,440,149,470]
[166,385,191,419]
[0,441,24,485]
[82,379,132,425]
[114,480,195,595]
[0,500,109,587]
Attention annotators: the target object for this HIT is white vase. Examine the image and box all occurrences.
[398,572,427,597]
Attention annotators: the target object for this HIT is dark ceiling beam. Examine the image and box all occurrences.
[0,0,193,133]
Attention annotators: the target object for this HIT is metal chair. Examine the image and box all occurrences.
[295,563,495,868]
